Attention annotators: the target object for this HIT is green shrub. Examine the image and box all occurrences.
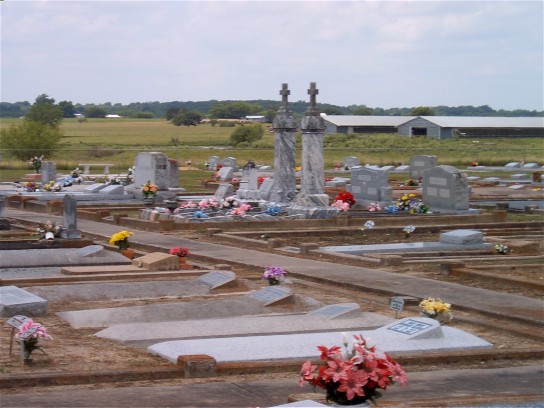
[229,124,264,146]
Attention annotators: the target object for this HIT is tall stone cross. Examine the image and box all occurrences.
[308,82,318,108]
[280,83,290,109]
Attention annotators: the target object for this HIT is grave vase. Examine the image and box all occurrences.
[142,196,156,207]
[178,256,187,268]
[120,249,135,260]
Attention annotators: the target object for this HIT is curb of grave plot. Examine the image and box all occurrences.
[1,348,543,389]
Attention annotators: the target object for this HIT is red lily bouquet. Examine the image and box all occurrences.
[169,246,190,257]
[335,191,356,207]
[299,334,407,405]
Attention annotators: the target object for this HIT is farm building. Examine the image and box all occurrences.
[323,115,544,139]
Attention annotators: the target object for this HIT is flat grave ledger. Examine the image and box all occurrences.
[95,304,394,348]
[148,317,493,364]
[197,270,237,290]
[0,286,48,317]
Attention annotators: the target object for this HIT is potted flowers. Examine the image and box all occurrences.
[16,319,53,363]
[28,155,44,174]
[37,221,63,240]
[169,246,190,267]
[141,181,158,206]
[109,230,134,259]
[299,334,407,406]
[419,297,453,324]
[262,265,286,285]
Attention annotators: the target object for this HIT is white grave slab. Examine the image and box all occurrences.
[0,286,48,317]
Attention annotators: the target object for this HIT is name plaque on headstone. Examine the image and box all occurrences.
[197,271,235,289]
[387,318,432,335]
[249,286,292,306]
[389,297,405,312]
[429,177,448,186]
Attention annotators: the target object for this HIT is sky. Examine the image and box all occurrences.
[1,1,543,111]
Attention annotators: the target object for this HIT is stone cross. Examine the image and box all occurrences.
[280,83,290,110]
[308,82,318,108]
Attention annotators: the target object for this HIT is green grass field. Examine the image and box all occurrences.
[0,118,542,181]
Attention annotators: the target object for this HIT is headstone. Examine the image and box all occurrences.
[61,194,82,238]
[134,152,170,190]
[343,156,360,169]
[511,174,529,180]
[40,161,57,185]
[440,229,483,245]
[258,178,275,201]
[132,252,179,271]
[422,165,470,212]
[347,166,392,206]
[504,162,521,169]
[167,158,180,188]
[99,184,124,195]
[269,85,297,204]
[0,286,48,317]
[236,167,260,200]
[214,184,233,200]
[84,183,107,193]
[248,286,293,306]
[410,155,438,179]
[396,164,410,172]
[221,157,238,171]
[0,194,10,230]
[197,270,237,290]
[208,156,220,171]
[217,166,234,181]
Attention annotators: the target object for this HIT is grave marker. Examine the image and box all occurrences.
[214,184,233,200]
[343,156,360,169]
[409,155,437,179]
[348,166,392,206]
[208,156,220,171]
[40,161,57,185]
[308,303,360,320]
[221,157,238,171]
[389,297,405,318]
[134,152,170,190]
[422,165,470,212]
[217,166,234,181]
[249,286,292,306]
[197,271,236,290]
[6,315,29,355]
[0,286,48,317]
[61,194,81,239]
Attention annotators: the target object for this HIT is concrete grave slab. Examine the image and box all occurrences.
[0,286,48,317]
[0,246,130,268]
[95,307,394,348]
[132,252,179,271]
[307,303,362,320]
[439,230,484,245]
[84,183,107,193]
[99,185,124,195]
[197,270,237,290]
[58,292,322,329]
[148,316,492,364]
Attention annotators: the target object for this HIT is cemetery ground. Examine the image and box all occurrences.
[1,203,543,406]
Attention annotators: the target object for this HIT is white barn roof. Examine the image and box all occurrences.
[323,115,415,127]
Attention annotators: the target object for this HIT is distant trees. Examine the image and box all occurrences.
[410,106,435,116]
[171,109,203,126]
[0,94,63,160]
[84,106,108,118]
[58,100,76,118]
[351,105,373,116]
[229,123,264,146]
[209,102,260,119]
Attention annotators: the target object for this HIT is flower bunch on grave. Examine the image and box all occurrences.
[469,161,479,167]
[402,225,416,239]
[42,181,62,192]
[257,176,267,185]
[141,181,158,197]
[169,246,190,257]
[419,297,452,323]
[37,220,63,239]
[16,319,53,360]
[127,166,135,184]
[109,230,133,250]
[107,177,122,186]
[396,194,428,214]
[28,155,44,173]
[199,197,221,209]
[299,334,407,405]
[20,181,39,192]
[262,265,286,285]
[212,172,220,181]
[266,205,282,216]
[495,244,509,255]
[331,200,350,211]
[335,191,356,207]
[222,196,239,209]
[193,210,208,219]
[385,205,399,214]
[230,203,251,216]
[367,202,382,212]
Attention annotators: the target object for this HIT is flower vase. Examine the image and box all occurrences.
[142,196,156,207]
[120,249,135,260]
[178,256,187,268]
[268,277,280,286]
[45,232,55,240]
[330,401,371,407]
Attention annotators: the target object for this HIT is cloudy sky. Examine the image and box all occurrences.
[1,1,543,111]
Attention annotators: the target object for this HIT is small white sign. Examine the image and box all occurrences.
[389,296,405,312]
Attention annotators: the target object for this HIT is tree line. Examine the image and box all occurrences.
[1,98,542,119]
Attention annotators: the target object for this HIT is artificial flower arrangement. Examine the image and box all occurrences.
[331,200,350,211]
[405,179,419,186]
[199,197,221,210]
[37,221,63,239]
[16,318,53,360]
[367,202,381,212]
[169,246,190,257]
[402,225,416,239]
[299,334,407,405]
[109,230,134,250]
[335,191,356,207]
[29,155,44,173]
[230,203,252,216]
[262,265,286,285]
[222,196,239,209]
[396,194,428,214]
[19,181,39,192]
[266,205,282,216]
[42,181,62,192]
[141,181,158,197]
[419,297,453,323]
[257,176,267,185]
[495,244,509,255]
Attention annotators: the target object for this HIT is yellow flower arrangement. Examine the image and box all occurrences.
[109,230,134,250]
[419,297,452,323]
